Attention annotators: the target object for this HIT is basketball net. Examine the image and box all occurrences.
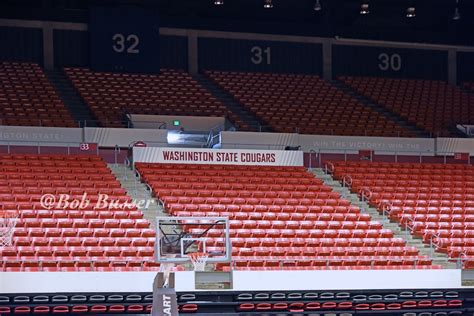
[188,252,208,272]
[0,211,18,247]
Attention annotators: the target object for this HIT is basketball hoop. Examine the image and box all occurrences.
[0,211,18,247]
[188,252,208,272]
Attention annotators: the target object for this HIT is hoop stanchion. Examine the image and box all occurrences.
[0,211,18,247]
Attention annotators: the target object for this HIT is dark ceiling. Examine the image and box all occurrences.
[0,0,473,45]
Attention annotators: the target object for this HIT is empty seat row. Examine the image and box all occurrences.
[0,62,75,127]
[206,70,415,137]
[65,68,228,128]
[332,161,474,267]
[0,154,155,271]
[339,76,474,136]
[138,162,429,270]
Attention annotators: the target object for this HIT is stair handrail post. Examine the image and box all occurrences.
[405,217,416,241]
[342,175,353,188]
[309,149,317,170]
[429,233,436,259]
[134,166,141,180]
[381,202,393,222]
[458,252,468,269]
[114,145,119,166]
[359,187,372,203]
[324,162,335,175]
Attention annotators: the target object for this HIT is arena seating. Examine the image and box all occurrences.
[330,161,474,267]
[464,82,474,93]
[136,162,437,270]
[0,62,75,127]
[205,71,415,137]
[64,68,228,128]
[339,76,474,136]
[0,154,157,272]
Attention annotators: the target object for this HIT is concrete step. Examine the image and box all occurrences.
[193,74,270,132]
[332,80,430,137]
[311,168,455,269]
[108,164,166,230]
[45,69,98,126]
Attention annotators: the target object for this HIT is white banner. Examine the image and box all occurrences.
[84,128,168,147]
[0,126,168,148]
[299,135,435,155]
[220,131,299,150]
[0,126,82,147]
[133,147,303,166]
[0,269,460,293]
[219,132,435,156]
[436,138,474,155]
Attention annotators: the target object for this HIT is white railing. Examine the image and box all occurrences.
[342,175,353,188]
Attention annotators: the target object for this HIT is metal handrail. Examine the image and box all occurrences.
[458,252,469,269]
[380,202,394,220]
[324,162,335,174]
[358,187,372,202]
[307,148,472,165]
[124,157,132,169]
[308,149,317,170]
[342,175,353,188]
[404,217,417,240]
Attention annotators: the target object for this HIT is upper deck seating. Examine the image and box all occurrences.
[339,76,474,136]
[205,71,416,137]
[64,68,228,128]
[0,62,75,127]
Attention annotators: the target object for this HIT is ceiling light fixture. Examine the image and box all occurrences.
[264,0,273,9]
[214,0,224,5]
[406,6,416,18]
[453,0,461,20]
[360,3,370,14]
[314,0,322,11]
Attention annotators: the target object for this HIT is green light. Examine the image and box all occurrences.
[173,120,180,126]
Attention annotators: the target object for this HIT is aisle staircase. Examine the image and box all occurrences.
[194,74,271,132]
[332,80,430,138]
[311,168,457,269]
[45,69,97,127]
[109,164,165,230]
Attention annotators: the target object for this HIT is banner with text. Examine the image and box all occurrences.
[0,126,168,148]
[133,147,304,166]
[219,132,435,156]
